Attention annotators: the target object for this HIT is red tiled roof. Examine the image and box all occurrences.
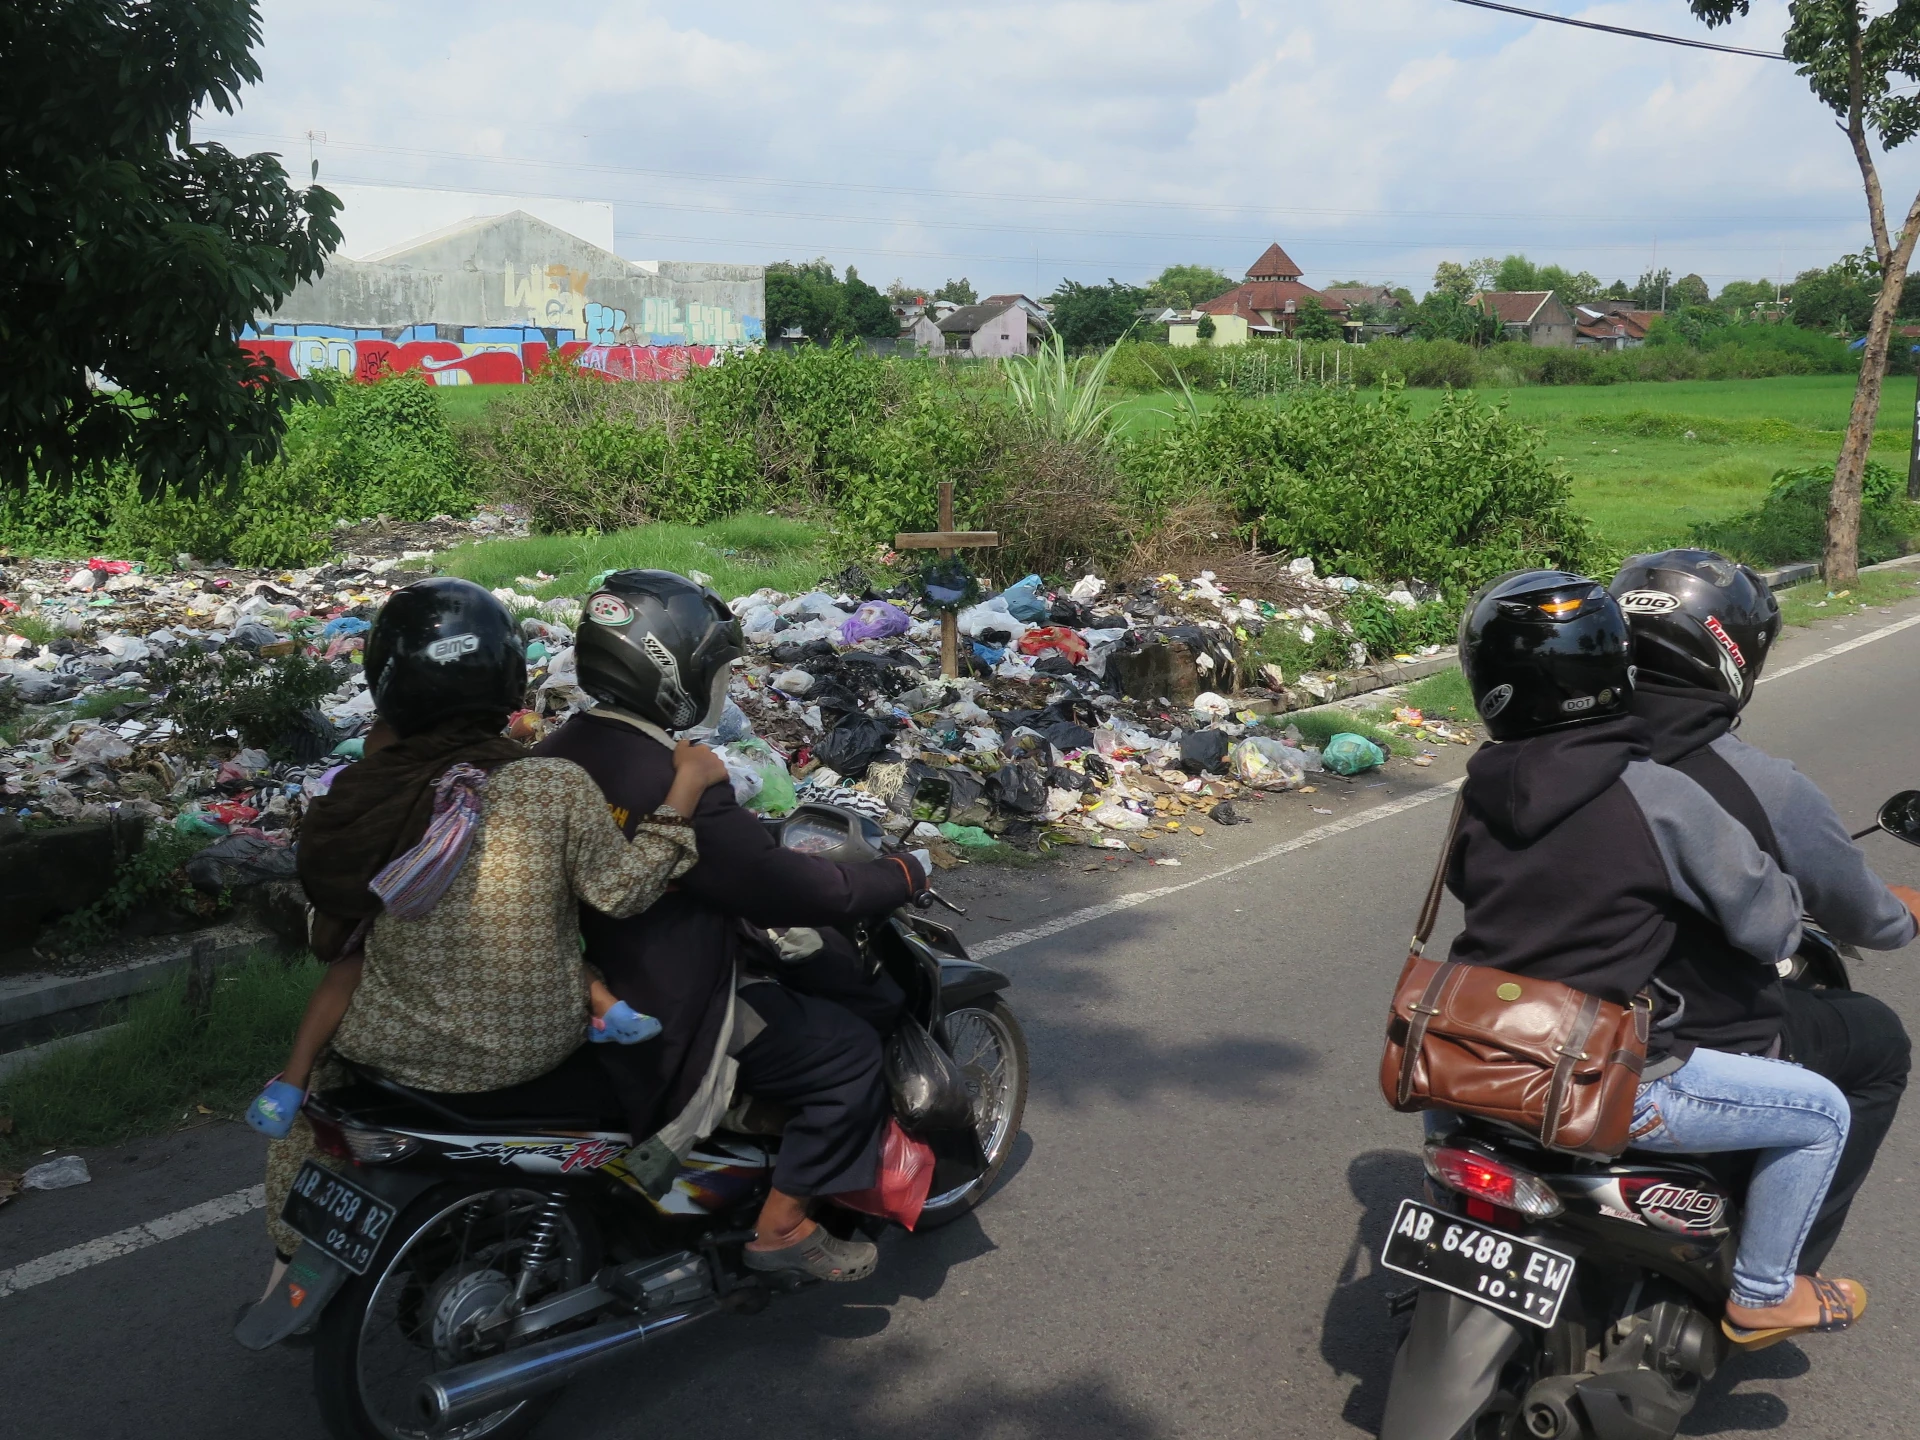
[1246,243,1302,281]
[1198,280,1344,320]
[1474,291,1555,325]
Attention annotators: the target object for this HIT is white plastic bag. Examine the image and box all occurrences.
[1229,737,1308,791]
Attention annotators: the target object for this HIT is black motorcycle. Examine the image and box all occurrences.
[238,804,1027,1440]
[1376,790,1920,1440]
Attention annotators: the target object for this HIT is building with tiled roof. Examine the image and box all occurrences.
[1196,244,1345,339]
[1471,291,1576,347]
[1573,305,1660,350]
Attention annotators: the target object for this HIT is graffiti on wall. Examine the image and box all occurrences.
[497,265,759,347]
[240,324,726,386]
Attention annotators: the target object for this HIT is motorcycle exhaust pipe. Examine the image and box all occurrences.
[418,1303,718,1428]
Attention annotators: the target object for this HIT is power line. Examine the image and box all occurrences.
[1445,0,1786,58]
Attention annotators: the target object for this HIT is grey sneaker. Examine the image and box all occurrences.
[742,1225,878,1283]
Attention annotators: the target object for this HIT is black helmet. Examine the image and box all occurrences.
[364,578,528,737]
[576,570,741,731]
[1459,570,1634,741]
[1608,548,1780,705]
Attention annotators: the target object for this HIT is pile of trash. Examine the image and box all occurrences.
[0,533,1463,927]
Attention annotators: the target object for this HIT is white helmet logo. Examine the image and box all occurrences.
[1617,590,1681,615]
[1479,683,1513,719]
[427,633,480,663]
[1561,694,1596,713]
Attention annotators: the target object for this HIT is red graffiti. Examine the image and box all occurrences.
[560,342,716,381]
[241,337,716,386]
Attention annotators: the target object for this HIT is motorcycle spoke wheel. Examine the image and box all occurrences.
[319,1186,591,1440]
[921,999,1028,1221]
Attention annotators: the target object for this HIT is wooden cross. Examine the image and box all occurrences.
[894,480,999,679]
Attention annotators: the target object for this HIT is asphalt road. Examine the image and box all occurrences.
[5,597,1920,1440]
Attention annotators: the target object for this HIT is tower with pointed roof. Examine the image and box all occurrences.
[1196,242,1342,339]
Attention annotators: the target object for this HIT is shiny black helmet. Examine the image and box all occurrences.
[1607,547,1780,705]
[576,570,741,731]
[1459,570,1634,741]
[364,578,527,737]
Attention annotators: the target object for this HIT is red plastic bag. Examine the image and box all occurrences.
[88,558,134,575]
[1017,626,1088,665]
[833,1118,936,1231]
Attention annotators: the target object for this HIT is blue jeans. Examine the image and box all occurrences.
[1631,1047,1850,1308]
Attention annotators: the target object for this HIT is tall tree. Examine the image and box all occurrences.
[1694,2,1920,574]
[0,0,341,496]
[1292,298,1343,341]
[1145,263,1236,311]
[765,260,845,340]
[933,278,977,305]
[1045,280,1144,348]
[842,267,898,339]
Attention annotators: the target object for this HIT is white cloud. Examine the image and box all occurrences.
[200,0,1917,296]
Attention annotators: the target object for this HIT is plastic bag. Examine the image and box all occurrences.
[987,759,1048,816]
[1179,728,1231,774]
[1001,574,1050,622]
[186,833,298,893]
[884,1018,977,1132]
[1191,691,1233,722]
[1229,736,1308,791]
[725,738,796,815]
[938,822,998,848]
[832,1117,936,1230]
[22,1155,91,1190]
[1087,797,1151,830]
[1042,720,1096,754]
[1323,732,1388,775]
[1016,626,1088,666]
[837,600,913,645]
[814,714,897,778]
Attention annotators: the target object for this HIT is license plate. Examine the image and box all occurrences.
[280,1162,396,1276]
[1380,1198,1576,1330]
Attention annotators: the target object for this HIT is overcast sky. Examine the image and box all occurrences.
[199,0,1916,299]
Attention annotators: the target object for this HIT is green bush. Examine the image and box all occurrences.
[0,372,472,567]
[151,649,344,756]
[1690,461,1920,566]
[52,826,217,950]
[1121,386,1597,595]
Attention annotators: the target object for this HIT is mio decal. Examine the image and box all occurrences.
[1624,1178,1730,1236]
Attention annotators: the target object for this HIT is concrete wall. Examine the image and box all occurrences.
[1169,313,1250,347]
[957,305,1030,358]
[245,211,765,385]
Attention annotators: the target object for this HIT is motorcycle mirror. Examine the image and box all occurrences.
[1877,790,1920,847]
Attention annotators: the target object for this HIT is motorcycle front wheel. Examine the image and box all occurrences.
[313,1181,599,1440]
[918,997,1029,1227]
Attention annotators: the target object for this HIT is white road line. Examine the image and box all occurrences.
[973,779,1463,960]
[1760,611,1920,685]
[0,1184,264,1301]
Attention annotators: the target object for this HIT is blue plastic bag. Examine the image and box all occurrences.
[1323,732,1387,775]
[1001,574,1050,622]
[320,616,372,640]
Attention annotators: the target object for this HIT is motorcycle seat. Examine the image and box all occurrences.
[319,1052,633,1135]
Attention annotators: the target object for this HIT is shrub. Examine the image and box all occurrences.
[151,649,344,757]
[0,372,470,567]
[1690,461,1920,567]
[1121,386,1597,595]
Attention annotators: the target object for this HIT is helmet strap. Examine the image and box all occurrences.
[589,705,678,752]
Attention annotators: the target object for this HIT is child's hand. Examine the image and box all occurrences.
[672,737,729,792]
[590,1000,663,1045]
[246,1078,307,1139]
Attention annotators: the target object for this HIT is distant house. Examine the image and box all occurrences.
[1197,243,1347,339]
[1573,305,1660,350]
[982,293,1051,323]
[899,312,944,353]
[936,299,1045,357]
[1472,291,1576,348]
[1320,285,1400,314]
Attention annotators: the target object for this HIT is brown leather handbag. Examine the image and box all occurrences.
[1379,792,1651,1159]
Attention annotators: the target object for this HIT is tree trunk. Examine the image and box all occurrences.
[1829,251,1920,586]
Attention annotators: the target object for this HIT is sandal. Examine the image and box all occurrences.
[1722,1275,1867,1350]
[742,1224,878,1283]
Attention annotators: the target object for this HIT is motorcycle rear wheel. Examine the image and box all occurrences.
[918,997,1029,1227]
[313,1181,599,1440]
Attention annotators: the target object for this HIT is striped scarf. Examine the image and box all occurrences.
[368,763,491,919]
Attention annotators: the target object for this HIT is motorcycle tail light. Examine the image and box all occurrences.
[305,1111,352,1160]
[1423,1144,1564,1221]
[341,1127,421,1165]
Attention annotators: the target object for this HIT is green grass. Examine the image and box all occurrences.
[4,613,59,646]
[0,954,320,1162]
[1775,568,1920,627]
[69,687,149,720]
[430,385,510,426]
[1400,666,1476,722]
[1278,706,1402,757]
[436,514,831,602]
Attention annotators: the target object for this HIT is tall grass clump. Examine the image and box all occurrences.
[1691,461,1920,567]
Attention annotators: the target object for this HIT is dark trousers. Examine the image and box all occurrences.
[1780,984,1913,1273]
[735,980,889,1199]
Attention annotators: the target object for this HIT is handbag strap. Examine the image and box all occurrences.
[1541,992,1603,1144]
[1411,788,1468,955]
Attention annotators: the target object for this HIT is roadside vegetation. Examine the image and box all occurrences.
[0,955,319,1163]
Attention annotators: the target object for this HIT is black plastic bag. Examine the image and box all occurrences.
[1042,720,1096,753]
[185,833,300,894]
[815,714,897,777]
[1180,728,1231,774]
[987,759,1048,816]
[884,1018,976,1133]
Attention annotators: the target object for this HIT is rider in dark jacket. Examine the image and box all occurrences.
[1611,548,1920,1273]
[535,570,924,1285]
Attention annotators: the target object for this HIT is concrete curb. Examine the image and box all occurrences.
[1760,552,1920,590]
[1248,648,1460,718]
[0,922,277,1055]
[0,1023,126,1081]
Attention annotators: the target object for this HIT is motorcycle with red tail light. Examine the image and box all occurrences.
[1376,791,1920,1440]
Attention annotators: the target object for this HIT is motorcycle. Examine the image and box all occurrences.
[1375,790,1920,1440]
[238,803,1028,1440]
